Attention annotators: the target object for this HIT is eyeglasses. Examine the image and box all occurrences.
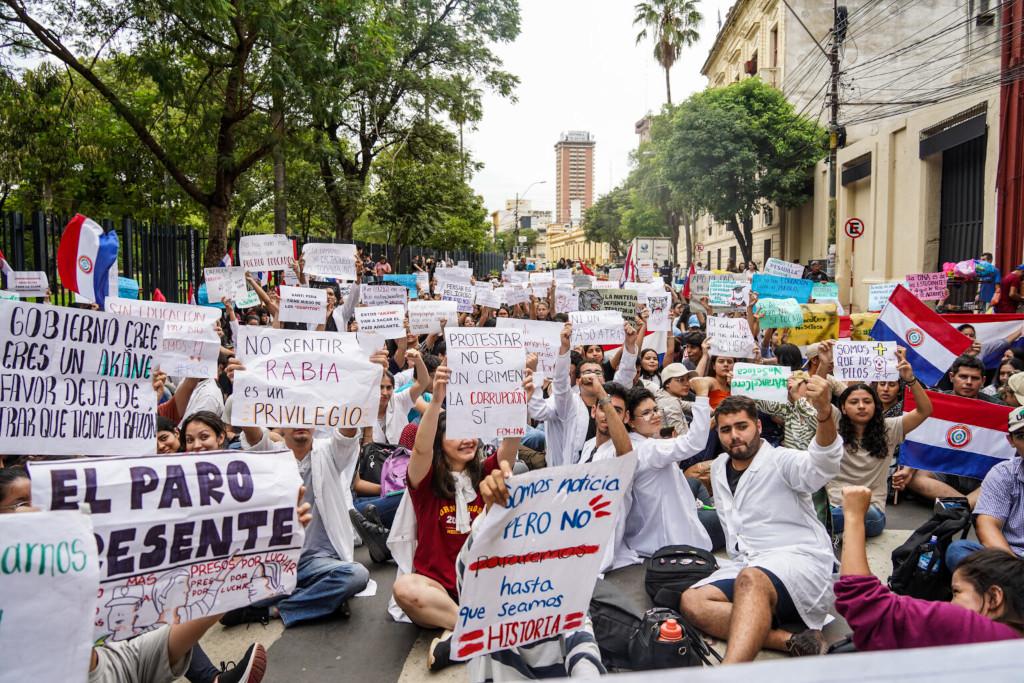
[0,501,31,512]
[579,368,603,376]
[634,409,659,421]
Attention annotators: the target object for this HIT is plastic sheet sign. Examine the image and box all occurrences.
[106,297,221,379]
[301,242,357,280]
[445,328,527,439]
[239,234,293,272]
[233,326,382,428]
[0,301,162,455]
[29,450,304,643]
[833,340,899,382]
[754,297,804,329]
[751,273,813,303]
[452,453,637,661]
[731,363,790,402]
[278,285,327,325]
[1,511,99,683]
[707,315,756,357]
[442,280,476,313]
[569,310,624,346]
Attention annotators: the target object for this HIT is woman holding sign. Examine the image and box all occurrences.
[828,348,932,537]
[391,365,525,671]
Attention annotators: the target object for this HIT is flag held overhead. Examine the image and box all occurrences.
[57,213,119,309]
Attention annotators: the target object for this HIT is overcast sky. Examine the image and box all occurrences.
[465,0,737,215]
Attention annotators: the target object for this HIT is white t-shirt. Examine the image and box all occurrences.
[180,379,224,423]
[371,388,416,445]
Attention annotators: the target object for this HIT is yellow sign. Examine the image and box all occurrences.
[850,312,879,341]
[786,303,839,345]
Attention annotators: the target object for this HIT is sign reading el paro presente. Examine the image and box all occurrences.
[0,300,163,455]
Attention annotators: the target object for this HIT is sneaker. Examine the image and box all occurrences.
[219,606,271,628]
[334,600,351,619]
[428,630,454,672]
[785,629,827,657]
[349,508,392,563]
[217,643,267,683]
[364,503,385,528]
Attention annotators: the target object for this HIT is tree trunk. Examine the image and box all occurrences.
[664,66,672,106]
[684,213,694,266]
[726,216,754,265]
[668,211,681,264]
[271,102,287,235]
[205,204,230,268]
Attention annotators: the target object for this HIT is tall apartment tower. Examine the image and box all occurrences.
[554,131,595,225]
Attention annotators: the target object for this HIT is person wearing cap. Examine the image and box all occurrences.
[994,263,1024,314]
[945,406,1024,570]
[1000,371,1024,407]
[654,362,697,435]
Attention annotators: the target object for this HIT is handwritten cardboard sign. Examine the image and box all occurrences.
[445,328,527,439]
[301,242,357,280]
[786,303,840,346]
[731,362,790,402]
[569,310,624,347]
[811,281,839,301]
[495,318,563,381]
[555,285,578,314]
[204,266,249,301]
[763,258,805,279]
[905,272,948,301]
[753,297,804,329]
[29,451,304,643]
[442,280,476,313]
[751,273,813,303]
[646,292,671,331]
[408,300,459,335]
[106,297,221,379]
[707,315,756,357]
[0,301,162,455]
[239,234,293,272]
[709,276,750,310]
[233,327,381,428]
[868,281,906,312]
[278,285,328,325]
[833,340,898,382]
[360,284,408,309]
[452,454,637,660]
[355,304,406,339]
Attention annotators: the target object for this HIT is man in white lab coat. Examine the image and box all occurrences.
[679,376,843,663]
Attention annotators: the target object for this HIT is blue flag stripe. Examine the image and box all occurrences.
[900,441,1004,480]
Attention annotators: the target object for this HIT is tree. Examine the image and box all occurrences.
[660,78,827,264]
[494,227,538,256]
[633,0,702,105]
[583,185,630,259]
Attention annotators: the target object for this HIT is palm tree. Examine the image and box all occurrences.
[633,0,702,106]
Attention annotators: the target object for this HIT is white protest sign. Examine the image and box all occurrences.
[8,270,48,297]
[457,260,470,268]
[555,285,578,314]
[301,242,357,280]
[504,282,531,306]
[0,290,20,300]
[646,292,671,331]
[234,326,382,427]
[707,315,756,357]
[763,258,806,279]
[356,304,406,339]
[607,268,624,283]
[442,280,475,313]
[416,271,430,293]
[868,281,906,311]
[106,297,221,379]
[29,450,304,642]
[445,328,527,439]
[905,272,948,301]
[0,511,99,682]
[475,283,503,310]
[731,363,791,402]
[360,284,409,308]
[0,301,162,455]
[638,260,655,283]
[239,234,293,272]
[592,279,620,290]
[506,271,529,285]
[554,269,573,284]
[452,454,638,661]
[569,310,624,347]
[436,266,474,284]
[573,274,595,289]
[530,271,553,286]
[408,300,459,335]
[204,266,248,301]
[833,340,899,382]
[496,318,563,380]
[708,277,749,310]
[278,285,328,325]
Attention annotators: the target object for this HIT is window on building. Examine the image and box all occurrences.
[770,26,778,67]
[729,246,737,267]
[763,238,772,262]
[716,249,722,270]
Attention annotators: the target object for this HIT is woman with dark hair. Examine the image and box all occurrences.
[983,357,1024,398]
[0,466,30,512]
[835,485,1022,649]
[156,416,181,454]
[773,343,804,372]
[180,411,229,453]
[696,336,735,410]
[828,349,932,536]
[391,365,524,670]
[636,348,663,390]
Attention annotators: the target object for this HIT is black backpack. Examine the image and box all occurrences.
[643,545,718,609]
[589,579,643,671]
[889,498,971,601]
[627,607,722,670]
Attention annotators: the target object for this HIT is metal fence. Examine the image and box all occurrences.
[0,211,503,304]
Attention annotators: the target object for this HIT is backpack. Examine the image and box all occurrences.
[643,545,718,609]
[888,497,971,601]
[589,579,642,671]
[357,443,394,486]
[627,607,722,670]
[380,446,411,496]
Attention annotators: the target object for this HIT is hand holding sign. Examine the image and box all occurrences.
[479,459,514,510]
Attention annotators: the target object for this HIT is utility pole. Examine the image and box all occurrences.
[827,4,847,258]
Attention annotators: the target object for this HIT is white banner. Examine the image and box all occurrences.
[569,310,624,347]
[408,300,459,335]
[763,258,806,279]
[233,327,382,428]
[496,318,563,380]
[1,511,99,682]
[355,304,406,339]
[707,315,756,357]
[204,266,248,301]
[0,301,162,455]
[278,285,327,325]
[360,285,408,308]
[29,450,304,642]
[8,270,48,297]
[301,242,357,280]
[106,297,221,379]
[833,340,899,382]
[239,234,293,272]
[442,280,475,313]
[646,292,671,331]
[555,285,578,314]
[445,328,527,439]
[452,454,637,660]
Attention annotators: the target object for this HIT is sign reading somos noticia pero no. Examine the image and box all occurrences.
[0,300,163,456]
[730,362,790,402]
[29,450,305,643]
[444,327,527,440]
[233,326,382,428]
[451,453,638,661]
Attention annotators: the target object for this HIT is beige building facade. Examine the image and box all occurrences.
[545,223,611,266]
[555,131,596,225]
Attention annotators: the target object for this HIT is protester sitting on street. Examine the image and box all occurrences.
[835,485,1023,650]
[370,348,430,445]
[653,363,695,435]
[680,379,843,663]
[390,365,522,671]
[680,330,705,370]
[946,406,1024,570]
[695,338,735,410]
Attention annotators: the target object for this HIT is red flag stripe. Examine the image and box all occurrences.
[57,214,87,292]
[904,389,1012,432]
[889,285,972,351]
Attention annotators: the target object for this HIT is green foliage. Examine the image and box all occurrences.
[633,0,702,104]
[493,227,538,255]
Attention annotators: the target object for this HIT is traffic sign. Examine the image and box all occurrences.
[696,243,705,252]
[844,217,865,239]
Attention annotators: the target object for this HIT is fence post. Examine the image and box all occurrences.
[122,217,135,278]
[30,211,46,273]
[10,211,25,270]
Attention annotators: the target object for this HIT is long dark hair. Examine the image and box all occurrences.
[637,348,661,380]
[430,412,484,499]
[838,383,887,459]
[0,466,29,500]
[179,411,228,452]
[957,549,1024,632]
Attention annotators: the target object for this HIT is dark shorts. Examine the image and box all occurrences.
[711,567,805,629]
[933,472,982,495]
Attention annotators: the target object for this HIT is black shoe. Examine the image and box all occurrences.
[428,631,454,671]
[349,508,392,563]
[364,503,385,528]
[219,606,271,628]
[217,643,267,683]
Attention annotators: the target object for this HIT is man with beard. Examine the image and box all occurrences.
[679,376,843,663]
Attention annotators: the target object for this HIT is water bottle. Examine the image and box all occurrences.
[658,618,683,643]
[916,535,940,572]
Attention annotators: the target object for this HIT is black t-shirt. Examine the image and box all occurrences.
[725,458,747,495]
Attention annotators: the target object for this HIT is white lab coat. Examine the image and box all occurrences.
[624,398,713,557]
[693,436,844,629]
[528,348,638,467]
[580,436,641,571]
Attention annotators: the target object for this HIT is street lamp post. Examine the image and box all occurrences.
[513,180,547,260]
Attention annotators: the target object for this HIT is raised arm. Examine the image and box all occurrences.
[897,348,932,434]
[405,348,430,402]
[584,376,632,456]
[409,364,449,489]
[553,323,575,421]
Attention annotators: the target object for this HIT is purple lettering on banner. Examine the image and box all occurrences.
[270,506,295,546]
[159,465,193,509]
[237,510,268,549]
[195,461,225,505]
[50,469,79,509]
[107,527,136,575]
[169,521,194,563]
[227,461,254,502]
[140,525,167,570]
[130,466,159,509]
[83,468,112,513]
[197,518,232,558]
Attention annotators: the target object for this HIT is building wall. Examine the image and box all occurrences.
[554,131,596,225]
[546,225,610,266]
